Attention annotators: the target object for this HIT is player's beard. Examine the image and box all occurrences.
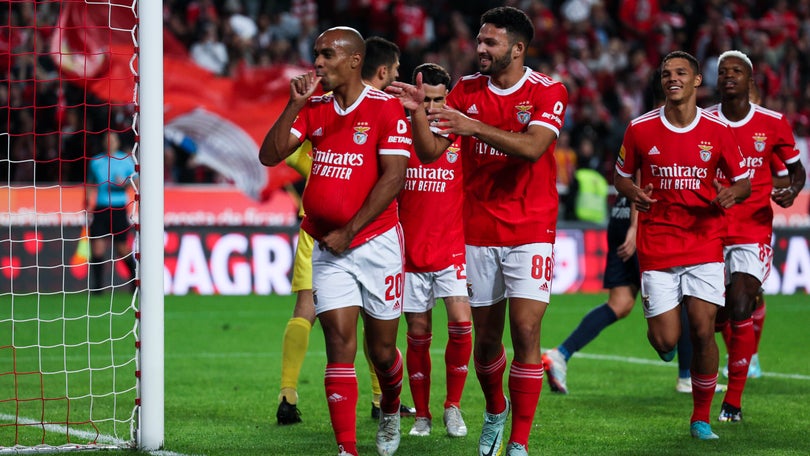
[480,51,511,76]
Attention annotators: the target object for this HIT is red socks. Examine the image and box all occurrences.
[508,361,544,447]
[406,333,432,418]
[445,322,472,408]
[474,345,507,415]
[376,349,404,415]
[325,364,358,454]
[690,372,718,423]
[724,318,755,408]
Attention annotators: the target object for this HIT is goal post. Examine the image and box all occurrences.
[0,0,163,451]
[137,0,165,451]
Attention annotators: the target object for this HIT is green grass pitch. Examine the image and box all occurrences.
[3,292,809,455]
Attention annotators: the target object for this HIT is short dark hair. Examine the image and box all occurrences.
[481,6,534,46]
[412,63,451,88]
[361,36,400,80]
[661,50,700,75]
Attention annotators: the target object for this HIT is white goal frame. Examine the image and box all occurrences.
[137,0,165,451]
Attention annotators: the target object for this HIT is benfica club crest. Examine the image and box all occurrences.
[445,146,460,163]
[698,142,713,162]
[353,125,370,145]
[515,105,532,125]
[753,133,767,152]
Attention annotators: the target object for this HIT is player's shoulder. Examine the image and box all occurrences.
[525,70,563,88]
[453,73,488,93]
[698,107,728,126]
[365,87,397,102]
[750,103,786,121]
[629,108,662,127]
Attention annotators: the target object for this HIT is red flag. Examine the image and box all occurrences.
[51,1,303,199]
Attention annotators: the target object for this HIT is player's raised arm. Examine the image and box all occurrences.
[388,73,451,164]
[259,71,321,167]
[432,110,558,162]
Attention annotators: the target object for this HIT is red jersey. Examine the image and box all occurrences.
[706,103,800,245]
[293,86,412,248]
[616,107,748,271]
[399,136,464,272]
[446,67,568,246]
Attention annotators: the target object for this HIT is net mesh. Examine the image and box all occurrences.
[0,0,139,450]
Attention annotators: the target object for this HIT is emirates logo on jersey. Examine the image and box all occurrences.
[353,124,370,145]
[445,146,460,163]
[515,105,532,125]
[698,141,713,162]
[753,133,767,153]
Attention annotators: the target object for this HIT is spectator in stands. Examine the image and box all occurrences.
[190,21,229,75]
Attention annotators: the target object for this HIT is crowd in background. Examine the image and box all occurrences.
[2,0,810,220]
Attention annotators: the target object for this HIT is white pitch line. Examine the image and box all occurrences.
[550,349,810,381]
[168,348,810,381]
[0,413,121,445]
[0,413,198,456]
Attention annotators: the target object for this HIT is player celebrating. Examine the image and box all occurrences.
[614,51,750,441]
[274,36,415,427]
[705,50,805,423]
[260,27,411,456]
[389,7,568,456]
[398,63,472,438]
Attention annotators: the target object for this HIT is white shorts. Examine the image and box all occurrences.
[724,243,772,284]
[465,243,554,307]
[640,263,726,318]
[403,264,468,313]
[311,225,404,320]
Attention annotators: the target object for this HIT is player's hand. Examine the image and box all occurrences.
[632,184,657,212]
[319,228,352,256]
[617,225,637,261]
[428,106,476,136]
[386,74,424,112]
[771,186,797,208]
[712,179,738,208]
[289,71,321,104]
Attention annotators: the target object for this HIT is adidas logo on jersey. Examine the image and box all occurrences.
[648,146,661,155]
[313,127,323,137]
[467,104,479,115]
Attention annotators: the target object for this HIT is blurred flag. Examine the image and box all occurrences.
[51,0,302,200]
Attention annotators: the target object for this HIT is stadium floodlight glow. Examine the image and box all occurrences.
[0,0,163,451]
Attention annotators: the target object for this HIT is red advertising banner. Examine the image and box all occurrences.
[3,225,808,296]
[0,186,298,227]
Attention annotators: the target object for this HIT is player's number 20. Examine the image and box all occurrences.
[385,273,403,300]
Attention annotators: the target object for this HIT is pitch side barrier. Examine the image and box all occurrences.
[2,225,807,296]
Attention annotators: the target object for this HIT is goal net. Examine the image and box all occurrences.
[0,0,161,451]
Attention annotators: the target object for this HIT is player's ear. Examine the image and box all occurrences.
[511,41,524,60]
[350,52,362,69]
[694,73,703,88]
